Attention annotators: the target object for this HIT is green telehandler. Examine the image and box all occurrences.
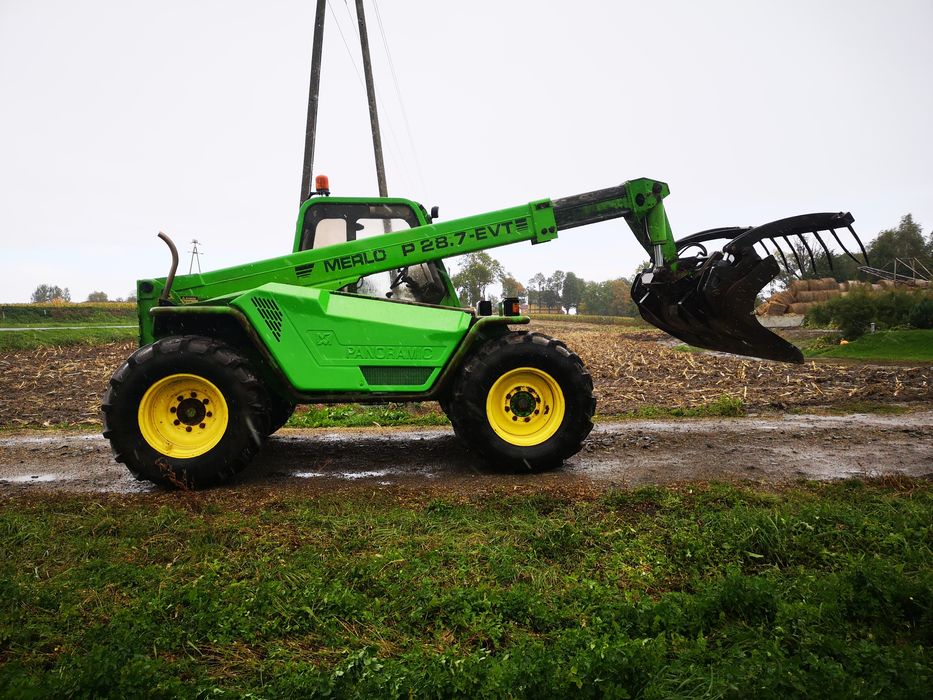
[103,175,867,487]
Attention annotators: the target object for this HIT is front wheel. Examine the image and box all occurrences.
[447,332,595,471]
[102,336,269,488]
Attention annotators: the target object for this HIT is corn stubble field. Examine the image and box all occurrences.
[0,320,931,697]
[0,321,930,427]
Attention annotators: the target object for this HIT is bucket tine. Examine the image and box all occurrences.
[811,230,835,271]
[796,233,818,274]
[771,239,795,278]
[781,235,806,277]
[848,224,870,266]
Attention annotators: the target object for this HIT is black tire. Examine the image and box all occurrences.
[447,332,595,471]
[102,336,269,489]
[265,393,296,436]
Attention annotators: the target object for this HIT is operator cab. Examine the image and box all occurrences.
[295,175,451,304]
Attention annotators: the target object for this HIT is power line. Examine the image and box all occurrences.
[325,0,413,193]
[371,0,427,192]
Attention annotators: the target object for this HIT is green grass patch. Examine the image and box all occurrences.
[604,395,746,421]
[671,343,704,353]
[0,480,929,697]
[286,402,449,428]
[806,329,933,362]
[0,327,136,351]
[0,303,135,327]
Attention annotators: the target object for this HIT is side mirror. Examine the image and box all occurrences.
[430,206,439,220]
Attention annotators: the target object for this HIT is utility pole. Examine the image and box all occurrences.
[299,0,327,204]
[188,240,203,274]
[355,0,388,199]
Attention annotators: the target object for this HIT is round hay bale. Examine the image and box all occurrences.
[796,291,816,302]
[872,284,884,292]
[772,291,794,305]
[790,279,811,293]
[789,302,812,315]
[838,281,849,291]
[812,278,838,291]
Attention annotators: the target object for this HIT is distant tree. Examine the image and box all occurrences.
[869,214,929,270]
[542,270,565,312]
[580,278,635,316]
[561,272,585,312]
[499,274,526,303]
[30,284,71,303]
[527,273,546,309]
[87,291,109,302]
[452,252,504,307]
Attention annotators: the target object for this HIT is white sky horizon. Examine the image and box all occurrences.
[1,0,931,303]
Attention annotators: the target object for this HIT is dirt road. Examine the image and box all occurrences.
[2,411,930,494]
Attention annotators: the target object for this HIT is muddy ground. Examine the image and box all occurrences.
[1,411,930,495]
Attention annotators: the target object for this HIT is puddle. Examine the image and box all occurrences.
[3,474,61,483]
[293,469,391,480]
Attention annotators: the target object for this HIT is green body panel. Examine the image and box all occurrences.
[229,283,472,393]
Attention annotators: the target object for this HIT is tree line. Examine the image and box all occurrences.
[451,252,637,316]
[29,285,135,303]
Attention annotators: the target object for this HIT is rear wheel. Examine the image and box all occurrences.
[102,336,268,488]
[447,332,595,471]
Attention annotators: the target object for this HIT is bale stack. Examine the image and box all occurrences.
[756,277,844,317]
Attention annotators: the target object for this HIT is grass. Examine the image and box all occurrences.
[0,303,135,327]
[0,480,929,697]
[806,329,933,362]
[604,395,746,421]
[287,403,449,429]
[0,327,136,351]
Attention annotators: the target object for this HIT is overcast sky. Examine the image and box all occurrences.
[1,0,931,303]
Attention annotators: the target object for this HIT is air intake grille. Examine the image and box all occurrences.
[252,296,283,341]
[360,366,433,386]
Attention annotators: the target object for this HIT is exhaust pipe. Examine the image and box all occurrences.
[157,231,179,305]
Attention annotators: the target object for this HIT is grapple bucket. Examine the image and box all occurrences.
[631,212,867,363]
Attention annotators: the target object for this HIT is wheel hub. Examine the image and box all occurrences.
[138,374,228,457]
[486,367,565,447]
[507,388,540,419]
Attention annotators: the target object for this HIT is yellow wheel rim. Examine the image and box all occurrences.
[485,367,565,447]
[138,374,229,459]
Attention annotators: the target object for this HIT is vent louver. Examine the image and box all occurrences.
[252,296,283,341]
[360,366,433,386]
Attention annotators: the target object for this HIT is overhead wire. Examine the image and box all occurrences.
[371,0,427,193]
[324,0,413,192]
